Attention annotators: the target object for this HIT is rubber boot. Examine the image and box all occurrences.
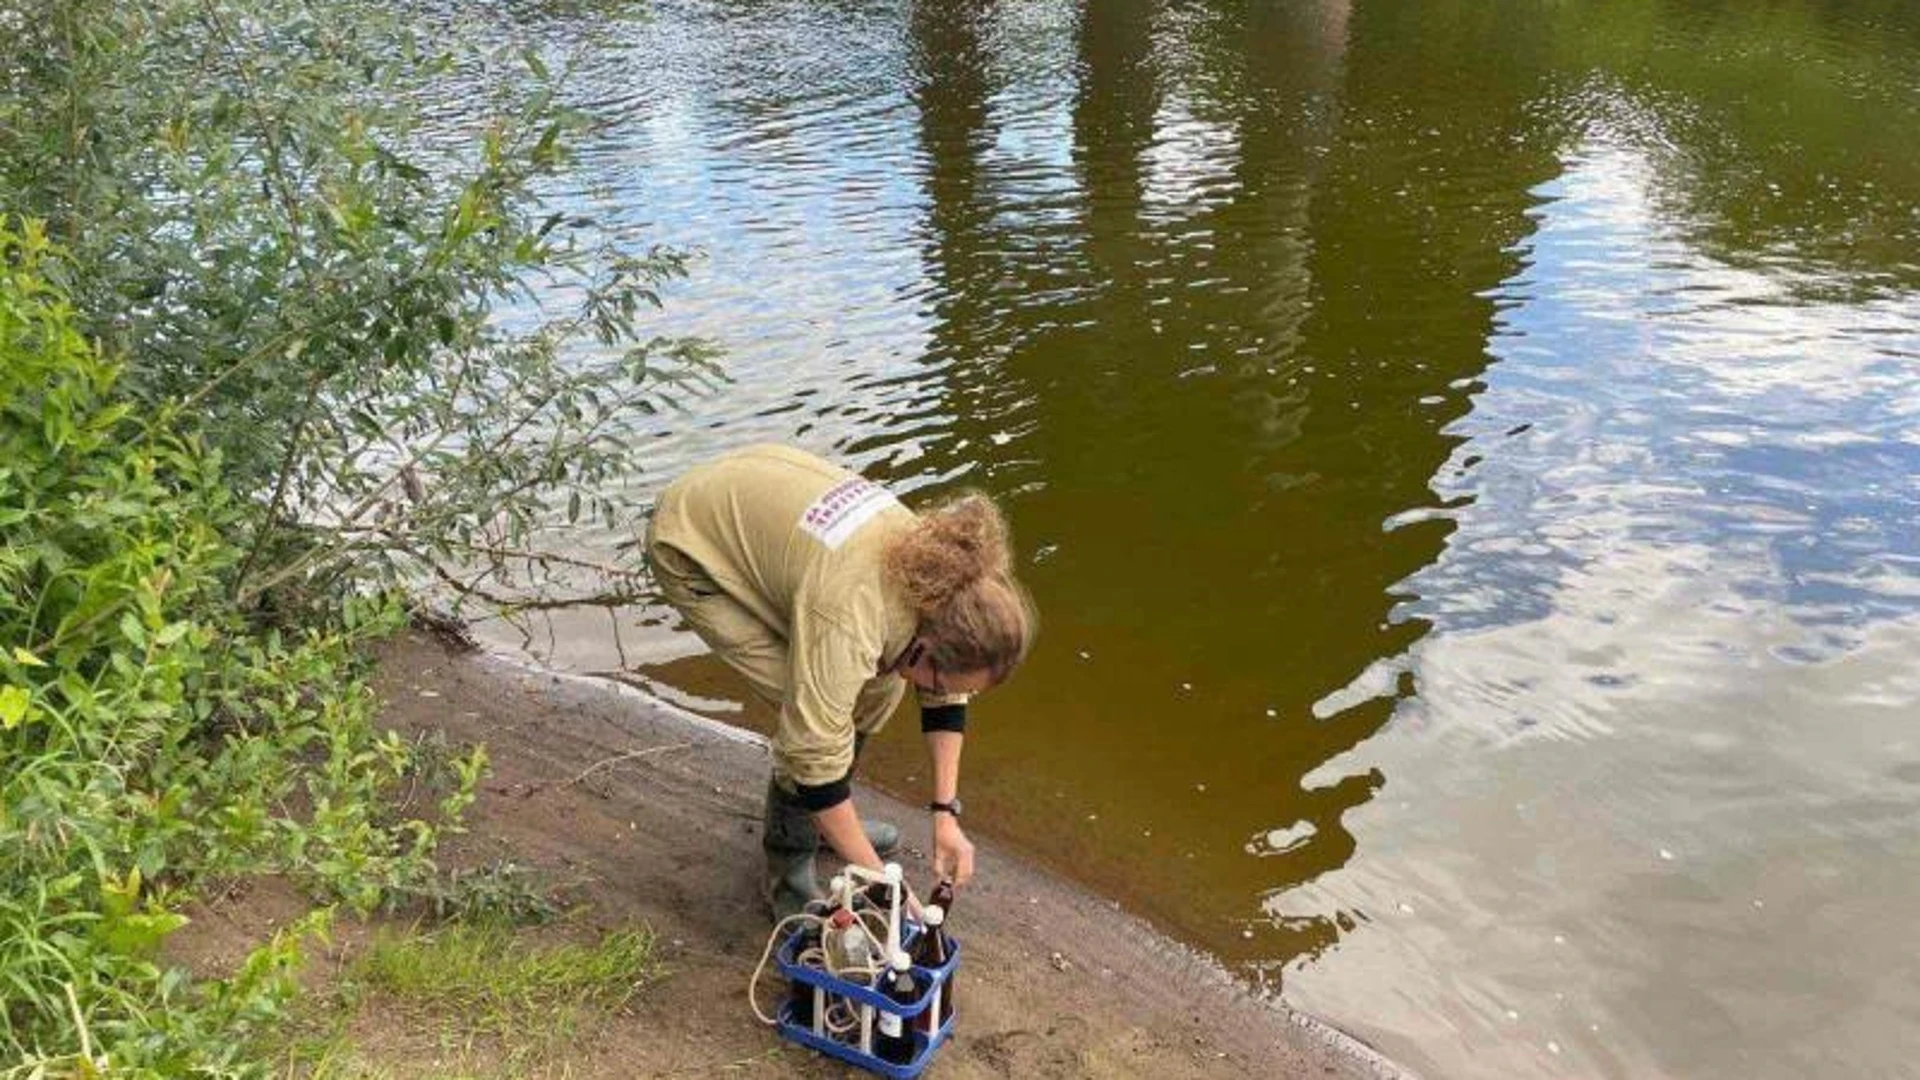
[859,819,902,859]
[762,777,824,922]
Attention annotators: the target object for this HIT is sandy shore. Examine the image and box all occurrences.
[338,633,1414,1078]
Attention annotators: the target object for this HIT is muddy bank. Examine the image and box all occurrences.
[353,633,1411,1078]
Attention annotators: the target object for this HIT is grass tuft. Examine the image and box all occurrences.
[281,921,660,1077]
[354,921,656,1018]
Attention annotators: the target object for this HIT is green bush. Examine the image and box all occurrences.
[1,0,715,624]
[0,223,478,1075]
[0,0,703,1069]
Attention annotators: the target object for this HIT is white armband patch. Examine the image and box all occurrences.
[799,477,898,549]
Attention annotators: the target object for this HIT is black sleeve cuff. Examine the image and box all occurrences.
[920,703,968,734]
[791,775,852,812]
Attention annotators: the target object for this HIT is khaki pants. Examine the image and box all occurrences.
[646,522,900,917]
[644,529,905,739]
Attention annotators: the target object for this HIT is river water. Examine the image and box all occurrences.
[442,1,1920,1076]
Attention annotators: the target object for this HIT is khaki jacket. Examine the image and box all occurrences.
[650,445,964,788]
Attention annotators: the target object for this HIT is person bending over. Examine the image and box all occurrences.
[646,444,1037,918]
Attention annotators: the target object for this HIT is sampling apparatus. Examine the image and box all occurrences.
[750,862,962,1078]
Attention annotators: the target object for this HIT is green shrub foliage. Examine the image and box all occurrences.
[2,221,482,1075]
[0,0,698,1072]
[2,0,714,621]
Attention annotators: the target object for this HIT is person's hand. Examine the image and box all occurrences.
[931,813,975,887]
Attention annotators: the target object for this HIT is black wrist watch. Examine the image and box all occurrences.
[928,798,963,819]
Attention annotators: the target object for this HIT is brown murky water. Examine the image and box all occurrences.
[435,1,1920,1076]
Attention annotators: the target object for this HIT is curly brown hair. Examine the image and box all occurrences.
[884,491,1037,683]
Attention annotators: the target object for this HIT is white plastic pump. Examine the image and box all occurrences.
[881,861,905,956]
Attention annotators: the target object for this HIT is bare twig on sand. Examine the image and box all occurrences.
[524,742,694,797]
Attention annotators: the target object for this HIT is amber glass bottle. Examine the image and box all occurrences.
[910,903,953,1032]
[928,878,956,915]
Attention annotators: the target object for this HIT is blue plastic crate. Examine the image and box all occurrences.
[773,923,961,1079]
